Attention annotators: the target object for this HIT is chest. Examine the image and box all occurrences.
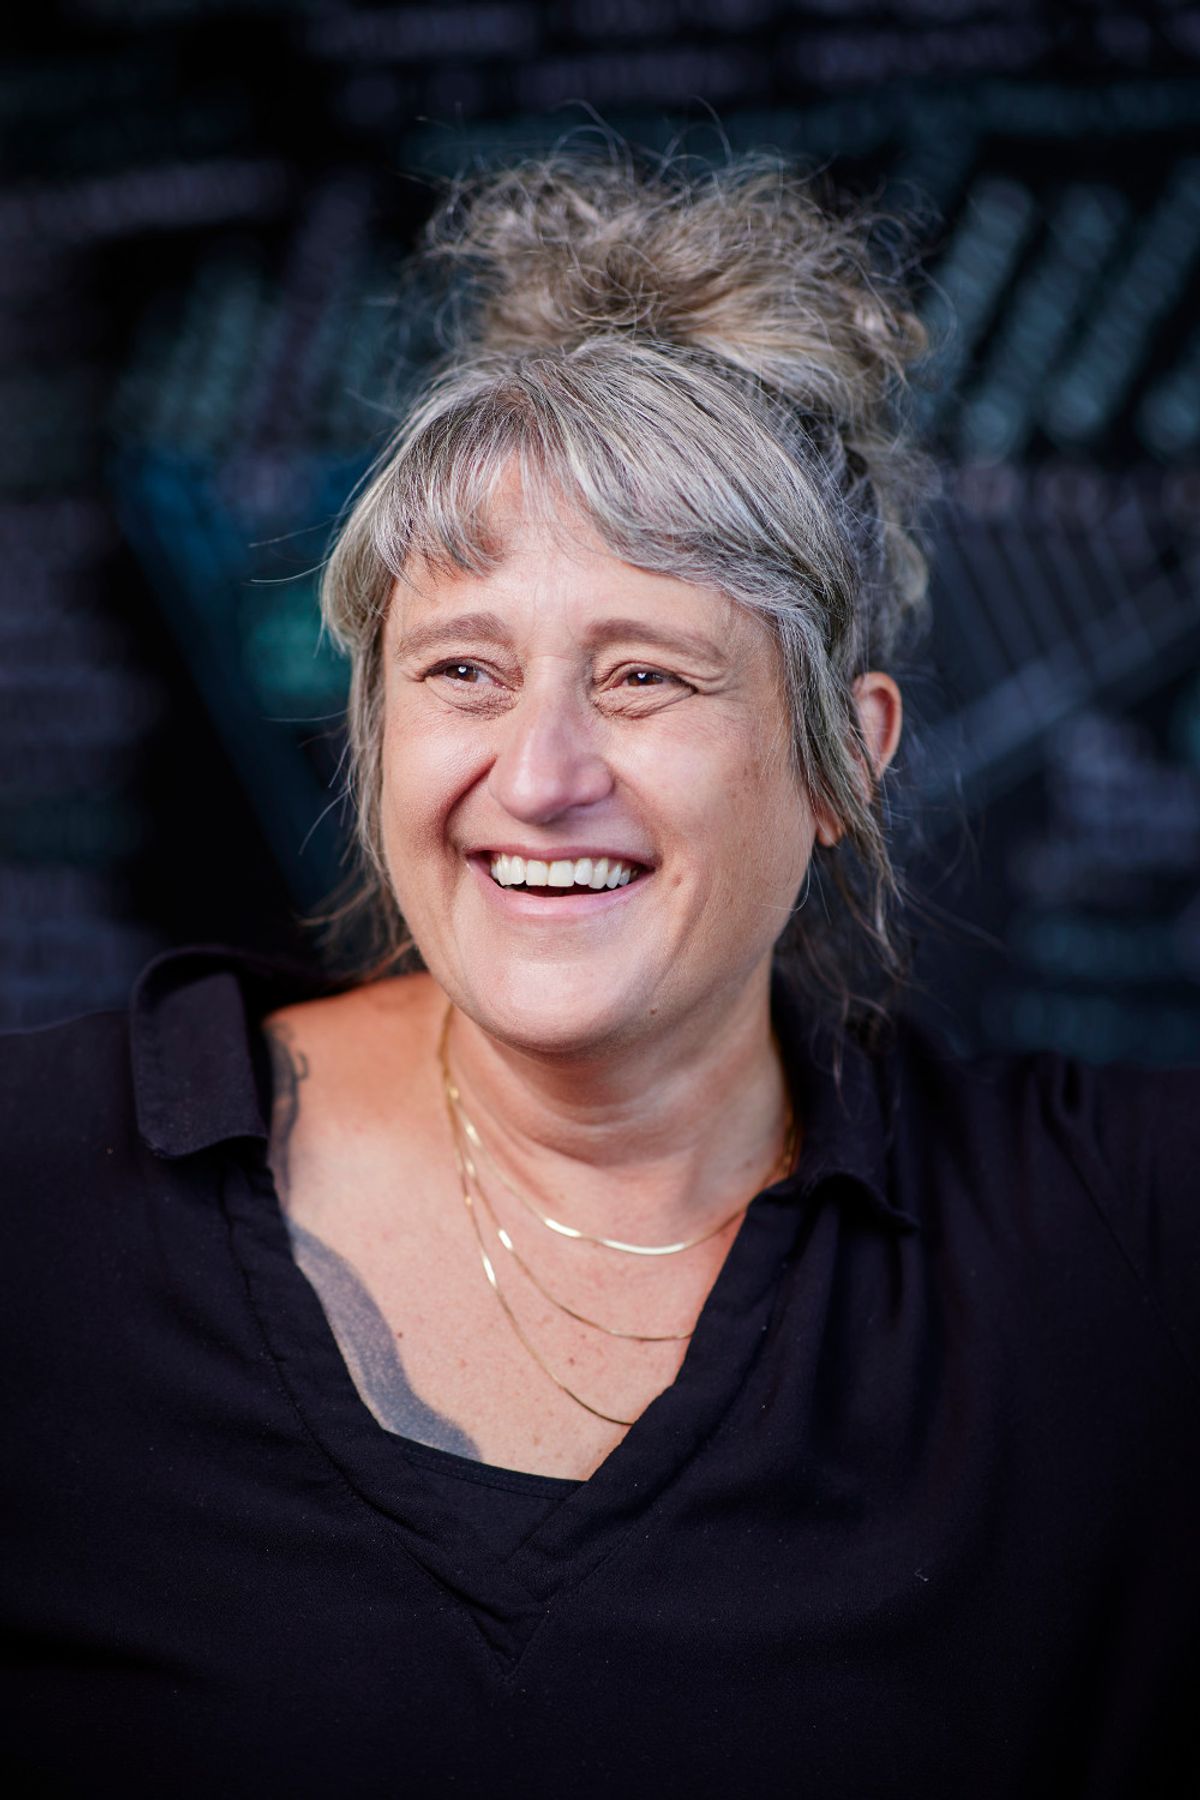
[272,1119,736,1479]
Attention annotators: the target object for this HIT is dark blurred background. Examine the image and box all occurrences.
[3,0,1200,1062]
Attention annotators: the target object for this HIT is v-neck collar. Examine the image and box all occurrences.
[131,944,914,1668]
[226,1140,803,1665]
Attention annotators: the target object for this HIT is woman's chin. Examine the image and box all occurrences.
[451,969,653,1060]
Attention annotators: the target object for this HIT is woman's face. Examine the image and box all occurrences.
[380,502,828,1058]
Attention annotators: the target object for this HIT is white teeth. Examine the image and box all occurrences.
[488,852,643,891]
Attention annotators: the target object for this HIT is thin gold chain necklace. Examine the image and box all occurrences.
[439,1008,797,1258]
[437,1004,798,1425]
[444,1108,641,1424]
[453,1121,695,1341]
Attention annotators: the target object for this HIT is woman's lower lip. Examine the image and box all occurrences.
[467,856,650,917]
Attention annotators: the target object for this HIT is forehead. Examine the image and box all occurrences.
[387,502,759,663]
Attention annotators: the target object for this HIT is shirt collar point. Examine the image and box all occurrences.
[131,944,282,1159]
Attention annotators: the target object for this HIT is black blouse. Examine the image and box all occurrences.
[244,1009,583,1563]
[1,944,1197,1799]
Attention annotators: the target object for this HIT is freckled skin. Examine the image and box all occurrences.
[380,509,825,1068]
[266,1023,481,1459]
[288,1219,481,1458]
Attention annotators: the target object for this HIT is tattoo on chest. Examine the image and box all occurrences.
[262,1022,481,1462]
[287,1223,481,1459]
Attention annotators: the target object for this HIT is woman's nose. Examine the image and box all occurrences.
[486,679,614,824]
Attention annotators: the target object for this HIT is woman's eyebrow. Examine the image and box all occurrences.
[397,612,728,665]
[582,617,728,665]
[395,611,511,659]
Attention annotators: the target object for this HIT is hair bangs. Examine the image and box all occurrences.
[365,346,852,654]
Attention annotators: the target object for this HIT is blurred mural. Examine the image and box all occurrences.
[2,0,1200,1063]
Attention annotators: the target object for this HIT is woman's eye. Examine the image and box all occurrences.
[430,661,486,684]
[603,666,694,705]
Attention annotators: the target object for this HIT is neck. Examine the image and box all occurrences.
[440,961,794,1240]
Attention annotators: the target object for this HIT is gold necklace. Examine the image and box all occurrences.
[445,1112,641,1424]
[453,1123,695,1342]
[439,1009,797,1258]
[437,1005,798,1426]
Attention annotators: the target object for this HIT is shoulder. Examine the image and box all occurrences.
[890,1020,1200,1199]
[0,1005,137,1173]
[0,1007,163,1325]
[1023,1049,1200,1384]
[0,941,389,1178]
[263,970,444,1102]
[263,965,441,1048]
[260,969,446,1179]
[885,1018,1200,1384]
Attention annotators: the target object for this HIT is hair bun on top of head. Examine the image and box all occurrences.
[413,151,936,637]
[421,152,929,440]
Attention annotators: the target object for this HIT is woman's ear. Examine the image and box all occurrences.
[854,671,904,780]
[813,672,904,848]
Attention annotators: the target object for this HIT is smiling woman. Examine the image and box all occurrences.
[327,159,929,1042]
[4,152,1199,1800]
[375,510,893,1069]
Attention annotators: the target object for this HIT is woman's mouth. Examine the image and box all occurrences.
[488,853,642,895]
[464,850,652,911]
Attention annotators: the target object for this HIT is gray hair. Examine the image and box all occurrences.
[319,151,936,1041]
